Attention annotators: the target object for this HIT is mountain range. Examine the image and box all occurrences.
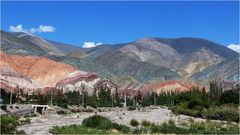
[1,30,239,91]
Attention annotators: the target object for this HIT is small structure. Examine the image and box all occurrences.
[32,105,49,114]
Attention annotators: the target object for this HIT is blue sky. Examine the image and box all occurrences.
[1,1,239,48]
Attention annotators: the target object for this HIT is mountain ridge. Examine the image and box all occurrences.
[1,30,238,88]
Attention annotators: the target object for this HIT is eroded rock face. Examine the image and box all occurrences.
[0,52,104,94]
[0,52,77,89]
[0,52,41,93]
[140,80,199,94]
[56,71,100,94]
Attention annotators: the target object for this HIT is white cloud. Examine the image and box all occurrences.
[9,24,26,32]
[228,44,240,53]
[39,25,55,32]
[9,24,55,33]
[82,42,102,48]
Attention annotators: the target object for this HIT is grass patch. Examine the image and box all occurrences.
[147,120,239,134]
[50,124,109,134]
[130,119,139,127]
[202,105,239,122]
[82,115,130,133]
[141,120,151,127]
[51,115,130,134]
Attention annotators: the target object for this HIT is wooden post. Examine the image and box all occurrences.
[154,92,156,106]
[10,91,12,105]
[124,93,127,107]
[50,89,53,106]
[111,95,114,107]
[81,83,85,107]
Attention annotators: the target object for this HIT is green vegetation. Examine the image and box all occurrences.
[82,115,130,133]
[20,118,31,125]
[71,108,94,113]
[202,104,239,122]
[82,115,112,129]
[130,119,139,127]
[50,116,239,134]
[148,120,239,134]
[208,81,223,104]
[170,82,239,122]
[150,120,189,134]
[51,115,130,134]
[1,115,26,134]
[127,106,136,111]
[142,92,175,106]
[50,124,110,134]
[1,88,17,104]
[24,113,37,118]
[56,110,68,115]
[141,120,151,127]
[0,85,122,109]
[220,86,239,105]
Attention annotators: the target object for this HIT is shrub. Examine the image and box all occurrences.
[110,123,130,133]
[187,99,203,109]
[16,130,26,134]
[24,113,37,118]
[141,120,151,127]
[50,125,108,134]
[174,89,208,105]
[57,110,67,115]
[128,106,136,111]
[192,105,204,111]
[171,106,201,117]
[71,108,94,113]
[20,118,31,125]
[1,104,7,110]
[130,119,139,127]
[133,127,148,134]
[150,120,189,134]
[82,115,130,133]
[82,115,112,129]
[189,121,239,134]
[1,115,20,134]
[220,90,239,105]
[202,108,239,122]
[149,120,239,134]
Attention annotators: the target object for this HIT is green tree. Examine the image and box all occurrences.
[98,86,112,107]
[220,85,239,105]
[1,115,20,134]
[114,89,121,107]
[142,92,154,106]
[208,81,223,104]
[0,89,17,104]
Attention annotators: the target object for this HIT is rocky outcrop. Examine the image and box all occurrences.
[56,71,100,94]
[0,52,79,94]
[0,52,41,93]
[140,80,199,94]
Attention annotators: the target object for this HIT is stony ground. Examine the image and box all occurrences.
[17,106,218,135]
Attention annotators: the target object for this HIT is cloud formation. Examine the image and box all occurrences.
[9,24,55,33]
[9,25,26,32]
[228,44,240,53]
[82,42,102,48]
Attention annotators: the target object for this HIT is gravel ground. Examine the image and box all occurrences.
[17,106,216,135]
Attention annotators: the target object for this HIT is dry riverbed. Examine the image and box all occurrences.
[18,106,226,135]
